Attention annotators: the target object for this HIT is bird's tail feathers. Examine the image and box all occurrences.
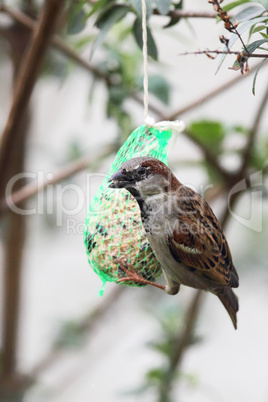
[217,288,239,330]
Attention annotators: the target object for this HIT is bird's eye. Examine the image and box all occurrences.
[137,166,146,175]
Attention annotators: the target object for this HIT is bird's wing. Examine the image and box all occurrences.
[168,187,238,287]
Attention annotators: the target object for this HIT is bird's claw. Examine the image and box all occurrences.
[115,258,166,291]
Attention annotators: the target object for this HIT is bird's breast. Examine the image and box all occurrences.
[141,196,217,291]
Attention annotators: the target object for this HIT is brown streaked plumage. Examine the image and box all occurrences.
[109,156,239,329]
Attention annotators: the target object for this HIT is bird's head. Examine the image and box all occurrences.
[108,157,179,201]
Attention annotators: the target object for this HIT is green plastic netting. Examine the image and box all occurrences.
[83,124,172,294]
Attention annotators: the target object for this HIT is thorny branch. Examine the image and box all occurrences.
[209,0,249,52]
[205,0,268,74]
[178,49,268,59]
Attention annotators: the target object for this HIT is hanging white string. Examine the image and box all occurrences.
[141,0,149,122]
[141,0,185,133]
[141,0,157,128]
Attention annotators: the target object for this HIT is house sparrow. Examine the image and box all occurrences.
[108,156,239,329]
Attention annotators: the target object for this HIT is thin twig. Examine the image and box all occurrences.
[209,0,249,53]
[153,9,219,19]
[87,1,220,19]
[183,129,230,184]
[31,286,125,377]
[160,63,260,120]
[1,144,116,213]
[158,290,204,402]
[178,49,268,59]
[241,81,268,174]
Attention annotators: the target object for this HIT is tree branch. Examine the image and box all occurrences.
[221,80,268,227]
[2,65,261,214]
[1,144,116,213]
[0,0,65,386]
[241,81,268,174]
[0,0,65,202]
[87,1,220,19]
[31,286,125,378]
[0,4,114,85]
[153,9,219,19]
[160,63,260,121]
[158,290,204,402]
[208,0,249,53]
[178,49,268,59]
[183,129,231,184]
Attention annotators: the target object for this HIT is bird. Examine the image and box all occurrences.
[108,156,239,329]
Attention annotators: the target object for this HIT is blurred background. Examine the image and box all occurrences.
[0,0,268,401]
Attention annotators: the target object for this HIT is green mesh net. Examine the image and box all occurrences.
[84,124,172,294]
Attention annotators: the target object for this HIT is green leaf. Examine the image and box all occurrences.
[133,18,158,60]
[252,24,268,34]
[67,4,87,35]
[188,120,225,153]
[86,0,111,19]
[251,138,268,169]
[222,0,251,12]
[55,321,85,349]
[128,0,153,19]
[146,368,165,383]
[252,58,268,95]
[148,75,170,104]
[156,0,172,15]
[95,4,129,30]
[73,35,95,52]
[232,5,264,23]
[229,58,240,71]
[245,38,268,53]
[164,0,183,28]
[90,4,129,57]
[108,86,126,107]
[68,141,83,161]
[258,0,268,10]
[147,339,174,356]
[137,75,170,104]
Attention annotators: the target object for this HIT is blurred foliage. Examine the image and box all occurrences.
[67,0,268,91]
[251,136,268,170]
[54,320,87,349]
[122,303,201,401]
[189,120,225,154]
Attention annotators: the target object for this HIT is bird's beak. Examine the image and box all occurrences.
[108,168,130,188]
